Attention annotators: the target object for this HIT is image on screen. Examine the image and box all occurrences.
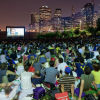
[7,27,25,37]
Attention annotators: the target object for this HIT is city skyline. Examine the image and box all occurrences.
[0,0,100,30]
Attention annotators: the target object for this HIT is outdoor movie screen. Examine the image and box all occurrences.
[6,27,25,37]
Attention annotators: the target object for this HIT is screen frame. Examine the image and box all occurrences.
[6,26,25,37]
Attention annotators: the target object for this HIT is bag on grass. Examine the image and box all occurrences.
[74,88,86,98]
[33,87,45,100]
[50,89,60,99]
[55,92,69,100]
[84,94,96,100]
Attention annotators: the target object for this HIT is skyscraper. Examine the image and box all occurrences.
[72,12,82,29]
[29,12,40,31]
[72,6,75,15]
[39,6,51,21]
[54,9,62,17]
[93,11,97,27]
[39,6,52,32]
[82,1,94,28]
[61,17,73,30]
[31,12,40,23]
[53,9,62,30]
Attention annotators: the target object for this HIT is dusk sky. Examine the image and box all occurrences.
[0,0,100,30]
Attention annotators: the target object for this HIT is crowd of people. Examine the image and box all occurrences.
[0,36,100,100]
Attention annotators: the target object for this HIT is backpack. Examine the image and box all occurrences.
[33,87,45,100]
[84,94,96,100]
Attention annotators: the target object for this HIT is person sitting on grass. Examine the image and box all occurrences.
[31,70,43,88]
[59,67,75,99]
[78,66,97,100]
[91,64,100,89]
[75,57,86,77]
[0,63,16,84]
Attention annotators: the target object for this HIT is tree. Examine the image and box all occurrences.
[54,31,61,38]
[64,27,67,33]
[96,31,100,35]
[74,27,80,35]
[88,26,96,36]
[80,31,86,36]
[62,27,68,38]
[85,23,90,31]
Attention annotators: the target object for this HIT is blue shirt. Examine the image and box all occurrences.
[31,74,43,86]
[75,63,85,77]
[44,67,60,84]
[27,54,37,59]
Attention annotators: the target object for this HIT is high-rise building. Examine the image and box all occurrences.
[39,6,51,21]
[82,1,94,28]
[72,12,82,29]
[72,6,75,15]
[61,17,73,30]
[53,9,62,30]
[93,11,97,27]
[31,12,40,23]
[39,6,52,32]
[54,9,62,17]
[29,12,40,31]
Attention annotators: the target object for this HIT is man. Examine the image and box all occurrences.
[33,58,42,72]
[0,63,16,84]
[59,67,75,99]
[78,66,97,100]
[44,61,59,84]
[27,51,37,59]
[75,57,85,77]
[31,70,43,87]
[58,58,68,76]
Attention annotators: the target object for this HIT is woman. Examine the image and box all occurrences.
[54,55,60,68]
[39,51,46,64]
[23,51,28,62]
[0,51,7,63]
[16,58,24,75]
[92,64,100,88]
[27,56,35,67]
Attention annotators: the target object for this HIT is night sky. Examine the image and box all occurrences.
[0,0,100,30]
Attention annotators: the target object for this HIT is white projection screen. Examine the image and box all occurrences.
[6,26,25,37]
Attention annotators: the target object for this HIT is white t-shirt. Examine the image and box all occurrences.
[58,62,68,76]
[92,51,99,59]
[21,71,32,90]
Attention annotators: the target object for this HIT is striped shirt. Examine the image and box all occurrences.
[59,75,75,93]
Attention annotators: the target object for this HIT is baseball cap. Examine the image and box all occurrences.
[65,67,71,73]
